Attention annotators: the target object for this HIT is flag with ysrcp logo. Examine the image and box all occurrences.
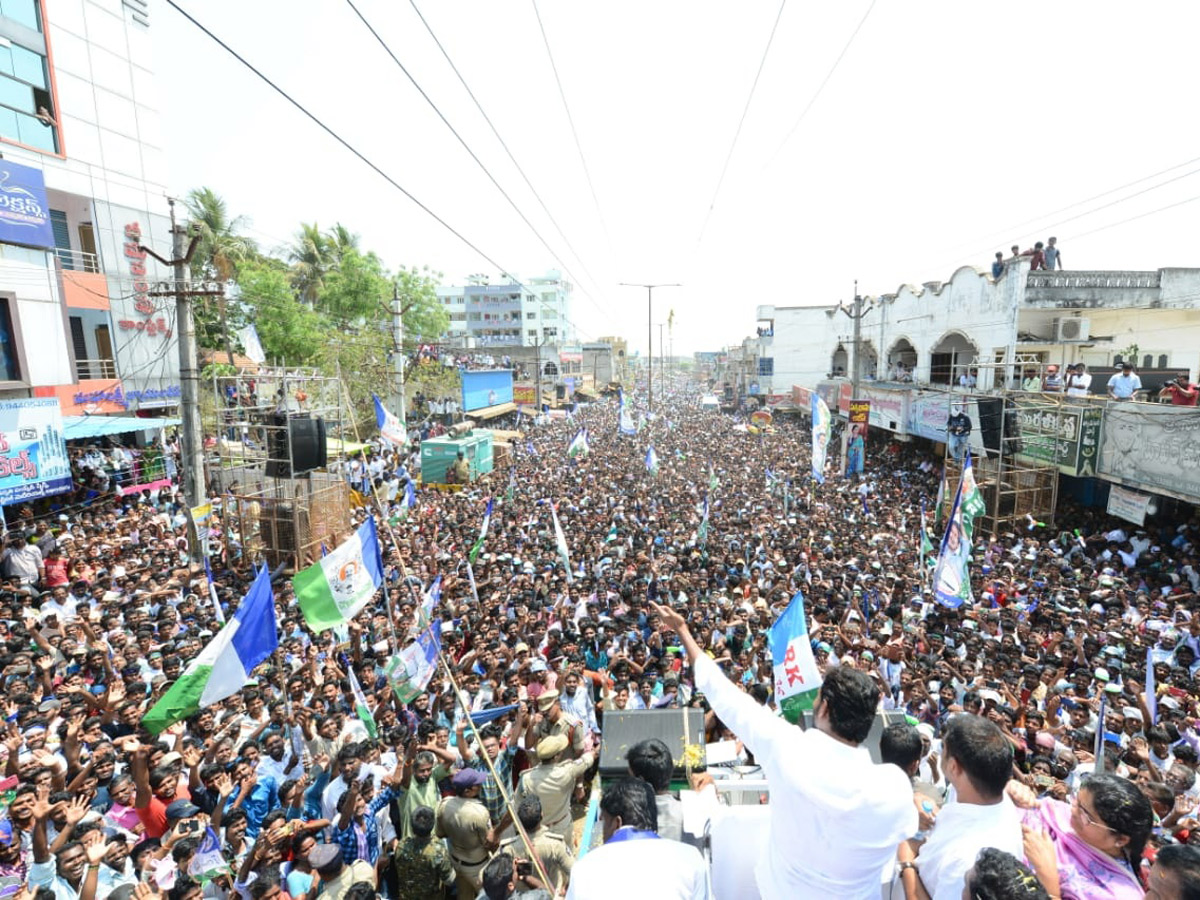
[386,620,442,704]
[293,517,384,632]
[347,664,377,738]
[769,590,822,723]
[373,393,406,446]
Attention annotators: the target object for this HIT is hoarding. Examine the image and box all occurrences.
[1012,400,1104,476]
[461,369,514,412]
[0,399,72,505]
[1099,404,1200,503]
[0,159,54,248]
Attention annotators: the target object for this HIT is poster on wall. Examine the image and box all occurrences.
[460,369,514,411]
[1099,404,1200,503]
[0,399,72,505]
[846,400,870,475]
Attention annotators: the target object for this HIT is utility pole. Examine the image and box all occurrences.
[391,283,406,433]
[619,282,680,414]
[142,200,213,558]
[658,323,665,392]
[839,280,871,398]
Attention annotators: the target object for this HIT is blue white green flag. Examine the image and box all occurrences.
[769,590,822,722]
[932,452,986,608]
[293,518,384,633]
[645,445,659,476]
[811,395,831,484]
[347,664,377,738]
[567,428,590,458]
[469,497,493,564]
[551,502,573,583]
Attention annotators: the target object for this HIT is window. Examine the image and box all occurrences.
[1158,354,1169,368]
[1143,354,1153,370]
[528,329,537,337]
[526,312,536,319]
[69,309,116,380]
[1112,354,1123,366]
[0,0,59,154]
[0,297,19,381]
[758,357,774,376]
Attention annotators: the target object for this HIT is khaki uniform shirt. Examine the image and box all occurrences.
[515,753,594,842]
[435,796,491,865]
[530,712,586,763]
[497,825,575,891]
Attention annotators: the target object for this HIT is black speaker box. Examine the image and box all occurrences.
[797,708,911,764]
[598,709,707,778]
[289,415,327,474]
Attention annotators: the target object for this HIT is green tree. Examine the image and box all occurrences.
[288,223,332,305]
[326,223,360,266]
[242,259,324,365]
[184,187,257,281]
[396,265,448,342]
[318,248,390,323]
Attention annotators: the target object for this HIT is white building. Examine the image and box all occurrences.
[437,271,573,348]
[0,0,176,417]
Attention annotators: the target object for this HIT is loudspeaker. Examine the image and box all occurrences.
[976,398,1004,457]
[798,709,910,764]
[265,414,327,478]
[289,415,327,474]
[598,709,707,778]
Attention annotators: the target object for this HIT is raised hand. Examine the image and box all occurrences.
[63,794,91,827]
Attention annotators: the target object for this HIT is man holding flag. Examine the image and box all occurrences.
[649,600,916,899]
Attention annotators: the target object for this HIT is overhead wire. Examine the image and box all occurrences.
[164,0,604,346]
[404,0,612,315]
[697,0,788,243]
[529,0,614,255]
[343,0,614,328]
[767,0,878,168]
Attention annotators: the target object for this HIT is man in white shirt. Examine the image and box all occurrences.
[1065,363,1092,397]
[895,715,1023,900]
[1107,362,1142,400]
[651,601,916,899]
[566,776,710,900]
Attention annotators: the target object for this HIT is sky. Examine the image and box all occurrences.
[155,1,1200,356]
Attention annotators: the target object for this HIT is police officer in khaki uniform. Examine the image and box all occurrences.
[495,794,575,893]
[435,768,493,896]
[503,734,594,854]
[525,689,586,764]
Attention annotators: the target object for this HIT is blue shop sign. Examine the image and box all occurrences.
[0,159,54,249]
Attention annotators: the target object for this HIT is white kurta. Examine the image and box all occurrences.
[693,653,917,900]
[909,797,1024,900]
[565,836,710,900]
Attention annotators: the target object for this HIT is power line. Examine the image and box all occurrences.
[164,1,602,346]
[405,0,611,313]
[344,0,613,327]
[768,0,878,167]
[1070,190,1200,241]
[698,0,788,243]
[530,0,613,254]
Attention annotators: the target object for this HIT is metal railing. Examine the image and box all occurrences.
[74,357,118,380]
[55,248,101,274]
[1026,270,1160,289]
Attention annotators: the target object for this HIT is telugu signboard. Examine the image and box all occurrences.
[0,159,54,248]
[1013,400,1104,477]
[1099,404,1200,504]
[0,399,72,505]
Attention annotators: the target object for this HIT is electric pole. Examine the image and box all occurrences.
[619,282,680,413]
[391,283,406,433]
[142,201,217,559]
[658,323,665,393]
[839,280,871,397]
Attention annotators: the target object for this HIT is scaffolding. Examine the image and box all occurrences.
[208,367,352,571]
[934,356,1067,535]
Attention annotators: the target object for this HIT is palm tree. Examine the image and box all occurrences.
[325,222,360,265]
[184,187,256,281]
[288,223,332,305]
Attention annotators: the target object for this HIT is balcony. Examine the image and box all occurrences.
[54,248,101,273]
[57,254,110,310]
[74,357,118,381]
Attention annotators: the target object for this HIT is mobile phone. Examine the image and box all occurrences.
[516,860,533,877]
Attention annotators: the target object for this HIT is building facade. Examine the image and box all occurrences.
[0,0,177,418]
[437,271,573,348]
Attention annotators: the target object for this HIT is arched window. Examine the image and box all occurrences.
[1158,354,1169,368]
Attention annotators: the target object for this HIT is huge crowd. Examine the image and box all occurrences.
[0,383,1198,900]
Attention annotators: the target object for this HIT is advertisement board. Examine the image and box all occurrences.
[1099,404,1200,504]
[846,400,870,475]
[461,369,514,412]
[0,159,54,248]
[857,386,908,433]
[791,385,813,409]
[1106,484,1152,527]
[513,383,536,404]
[1013,400,1104,476]
[0,399,72,505]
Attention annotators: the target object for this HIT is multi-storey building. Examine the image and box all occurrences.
[437,271,573,348]
[0,0,177,418]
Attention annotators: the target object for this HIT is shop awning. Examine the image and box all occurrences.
[63,415,181,441]
[468,401,517,420]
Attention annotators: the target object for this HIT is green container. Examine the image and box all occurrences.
[420,431,494,483]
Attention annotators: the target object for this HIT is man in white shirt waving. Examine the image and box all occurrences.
[651,601,916,899]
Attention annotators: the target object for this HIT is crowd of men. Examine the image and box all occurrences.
[0,381,1199,899]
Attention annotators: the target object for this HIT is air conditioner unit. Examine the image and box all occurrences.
[1053,317,1090,342]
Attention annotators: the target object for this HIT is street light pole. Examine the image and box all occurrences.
[619,282,680,414]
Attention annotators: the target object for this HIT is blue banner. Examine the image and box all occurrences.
[0,399,72,505]
[0,160,54,249]
[461,369,513,411]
